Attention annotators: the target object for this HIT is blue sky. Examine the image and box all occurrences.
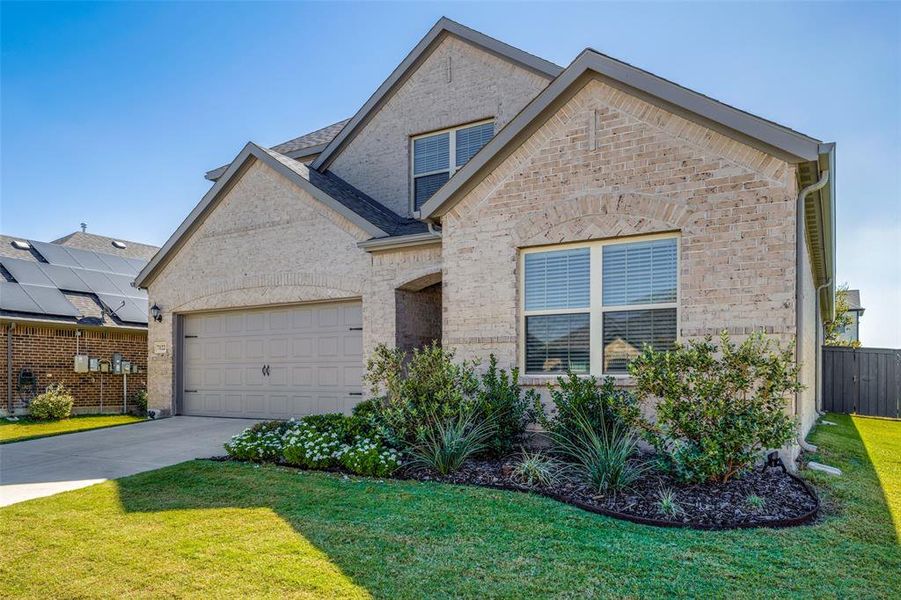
[2,1,899,346]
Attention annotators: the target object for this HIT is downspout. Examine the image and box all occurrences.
[425,218,441,235]
[795,169,829,452]
[814,278,832,414]
[6,322,13,415]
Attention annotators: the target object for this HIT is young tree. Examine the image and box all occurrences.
[824,284,862,348]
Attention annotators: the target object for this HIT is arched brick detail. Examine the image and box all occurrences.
[170,272,363,312]
[512,193,689,247]
[396,270,442,292]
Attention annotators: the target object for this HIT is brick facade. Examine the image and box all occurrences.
[0,323,147,416]
[328,35,551,216]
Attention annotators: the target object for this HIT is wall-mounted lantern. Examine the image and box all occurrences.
[150,304,163,323]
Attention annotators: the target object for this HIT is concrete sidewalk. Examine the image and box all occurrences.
[0,416,257,506]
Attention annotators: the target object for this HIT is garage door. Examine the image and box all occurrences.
[180,301,363,418]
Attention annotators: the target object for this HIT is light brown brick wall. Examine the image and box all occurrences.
[396,282,442,352]
[146,160,442,415]
[328,35,551,216]
[0,323,147,416]
[442,77,802,404]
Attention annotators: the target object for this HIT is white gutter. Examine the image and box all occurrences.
[795,168,829,451]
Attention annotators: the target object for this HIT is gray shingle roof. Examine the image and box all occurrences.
[51,231,159,261]
[846,289,863,311]
[205,118,350,182]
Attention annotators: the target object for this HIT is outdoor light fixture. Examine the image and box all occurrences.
[150,304,163,323]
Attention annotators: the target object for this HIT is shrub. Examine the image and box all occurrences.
[539,372,639,438]
[282,423,345,469]
[365,342,479,446]
[132,389,148,416]
[655,487,681,518]
[224,420,290,461]
[550,409,644,494]
[339,437,402,477]
[510,449,561,487]
[28,384,74,420]
[408,410,495,475]
[475,355,541,457]
[629,331,800,483]
[746,495,766,511]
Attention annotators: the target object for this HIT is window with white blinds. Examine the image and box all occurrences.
[521,234,679,375]
[411,120,493,211]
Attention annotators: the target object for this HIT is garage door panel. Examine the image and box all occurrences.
[181,301,363,418]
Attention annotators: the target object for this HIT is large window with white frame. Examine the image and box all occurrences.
[521,234,679,375]
[411,120,494,211]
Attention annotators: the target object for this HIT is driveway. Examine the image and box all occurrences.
[0,416,257,506]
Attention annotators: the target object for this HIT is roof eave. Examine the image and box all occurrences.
[420,49,825,220]
[311,17,563,172]
[357,231,441,252]
[204,144,328,182]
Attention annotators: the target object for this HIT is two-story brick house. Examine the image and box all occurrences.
[136,18,835,441]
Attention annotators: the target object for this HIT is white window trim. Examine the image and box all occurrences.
[410,119,494,212]
[518,231,681,378]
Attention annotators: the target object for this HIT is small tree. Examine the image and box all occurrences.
[629,332,799,483]
[824,284,862,348]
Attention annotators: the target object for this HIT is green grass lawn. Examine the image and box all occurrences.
[1,414,898,599]
[0,414,146,444]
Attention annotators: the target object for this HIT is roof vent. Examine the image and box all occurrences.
[111,240,127,249]
[11,240,30,250]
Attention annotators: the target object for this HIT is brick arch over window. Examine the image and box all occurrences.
[169,272,363,313]
[512,193,690,247]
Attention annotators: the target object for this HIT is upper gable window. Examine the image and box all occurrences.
[412,120,493,211]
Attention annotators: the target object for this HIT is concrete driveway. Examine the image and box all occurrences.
[0,416,257,507]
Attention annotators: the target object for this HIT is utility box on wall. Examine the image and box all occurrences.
[74,355,89,373]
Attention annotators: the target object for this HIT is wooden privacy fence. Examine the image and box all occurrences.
[822,346,901,418]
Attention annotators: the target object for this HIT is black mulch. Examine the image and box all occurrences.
[399,456,818,530]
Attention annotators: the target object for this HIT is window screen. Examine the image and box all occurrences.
[413,133,450,175]
[524,248,590,311]
[602,238,677,306]
[602,308,677,373]
[525,313,590,374]
[455,122,494,167]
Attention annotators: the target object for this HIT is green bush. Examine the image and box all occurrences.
[28,384,74,420]
[132,389,148,416]
[510,450,561,487]
[224,420,289,461]
[365,342,479,446]
[550,409,645,493]
[629,332,800,483]
[282,423,344,469]
[539,372,639,439]
[339,437,402,477]
[408,410,495,475]
[475,355,541,457]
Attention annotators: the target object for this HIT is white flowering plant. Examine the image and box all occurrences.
[339,437,402,477]
[283,423,346,469]
[224,420,293,462]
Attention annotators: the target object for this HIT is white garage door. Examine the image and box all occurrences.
[180,301,363,418]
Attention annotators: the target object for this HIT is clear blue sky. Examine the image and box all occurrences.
[2,1,899,346]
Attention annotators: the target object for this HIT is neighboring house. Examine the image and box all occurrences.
[136,18,836,440]
[836,289,864,344]
[0,232,158,415]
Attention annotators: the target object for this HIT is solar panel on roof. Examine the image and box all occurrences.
[72,269,120,295]
[0,257,55,287]
[64,246,111,271]
[125,258,146,274]
[28,241,81,268]
[0,281,42,313]
[20,284,80,317]
[95,253,133,275]
[36,263,93,294]
[97,294,148,324]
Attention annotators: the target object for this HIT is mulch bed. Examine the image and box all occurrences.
[211,454,819,530]
[400,457,819,530]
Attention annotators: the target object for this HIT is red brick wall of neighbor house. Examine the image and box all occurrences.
[0,325,147,415]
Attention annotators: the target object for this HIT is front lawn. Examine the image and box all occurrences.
[1,414,898,598]
[0,414,145,444]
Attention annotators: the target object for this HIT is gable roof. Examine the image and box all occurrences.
[135,143,424,288]
[310,17,563,172]
[205,118,351,182]
[52,231,159,261]
[420,48,830,220]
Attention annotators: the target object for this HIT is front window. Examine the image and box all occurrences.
[521,235,678,375]
[412,121,493,210]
